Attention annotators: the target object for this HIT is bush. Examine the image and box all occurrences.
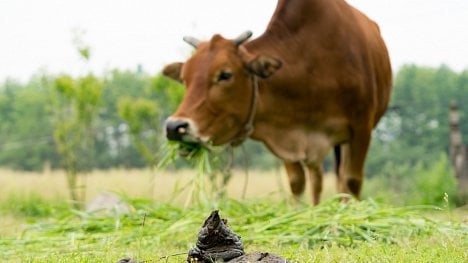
[410,154,457,206]
[363,153,457,206]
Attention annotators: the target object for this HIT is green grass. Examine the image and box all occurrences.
[1,196,466,262]
[0,193,69,218]
[1,147,466,262]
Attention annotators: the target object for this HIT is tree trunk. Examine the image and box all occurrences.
[449,102,468,205]
[66,170,82,210]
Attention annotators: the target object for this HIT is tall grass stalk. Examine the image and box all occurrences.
[155,141,233,207]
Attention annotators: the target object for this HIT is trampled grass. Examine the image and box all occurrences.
[1,196,467,262]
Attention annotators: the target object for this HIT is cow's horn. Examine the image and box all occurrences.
[233,31,253,46]
[183,36,201,49]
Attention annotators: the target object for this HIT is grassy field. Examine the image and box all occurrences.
[1,169,467,262]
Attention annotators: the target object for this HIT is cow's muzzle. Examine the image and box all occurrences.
[166,119,189,141]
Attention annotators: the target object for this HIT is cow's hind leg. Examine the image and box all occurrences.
[306,163,323,205]
[334,145,342,195]
[337,144,353,197]
[283,161,306,200]
[337,129,372,199]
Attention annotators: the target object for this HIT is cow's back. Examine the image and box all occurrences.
[246,0,392,132]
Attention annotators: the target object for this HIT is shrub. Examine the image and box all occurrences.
[363,153,457,206]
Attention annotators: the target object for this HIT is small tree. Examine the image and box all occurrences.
[116,74,185,167]
[51,75,103,209]
[118,97,160,165]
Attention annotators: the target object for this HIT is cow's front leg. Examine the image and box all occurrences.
[283,161,306,200]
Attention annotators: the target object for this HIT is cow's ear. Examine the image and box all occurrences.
[247,55,282,78]
[162,62,184,82]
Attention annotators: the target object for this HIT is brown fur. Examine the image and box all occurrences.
[163,0,392,204]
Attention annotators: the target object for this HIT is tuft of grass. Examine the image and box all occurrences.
[1,197,466,262]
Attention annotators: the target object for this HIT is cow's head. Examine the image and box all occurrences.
[163,31,282,146]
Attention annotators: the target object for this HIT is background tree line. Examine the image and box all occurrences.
[0,65,467,179]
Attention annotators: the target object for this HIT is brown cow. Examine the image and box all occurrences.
[163,0,392,205]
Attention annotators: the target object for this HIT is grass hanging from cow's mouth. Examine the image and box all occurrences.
[176,141,205,158]
[156,141,211,169]
[156,141,233,208]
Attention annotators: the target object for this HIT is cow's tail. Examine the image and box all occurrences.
[334,145,341,178]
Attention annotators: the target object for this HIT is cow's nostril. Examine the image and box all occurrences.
[166,120,189,141]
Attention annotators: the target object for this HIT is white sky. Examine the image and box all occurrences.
[1,0,467,82]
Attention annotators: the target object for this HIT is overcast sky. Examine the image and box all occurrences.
[1,0,467,82]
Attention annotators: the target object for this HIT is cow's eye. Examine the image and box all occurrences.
[218,71,233,82]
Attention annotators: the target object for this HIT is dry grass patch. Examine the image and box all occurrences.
[0,168,337,204]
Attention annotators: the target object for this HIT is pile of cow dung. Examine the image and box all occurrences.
[187,210,290,263]
[117,210,289,263]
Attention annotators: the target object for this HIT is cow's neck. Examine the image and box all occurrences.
[229,75,259,147]
[242,0,342,161]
